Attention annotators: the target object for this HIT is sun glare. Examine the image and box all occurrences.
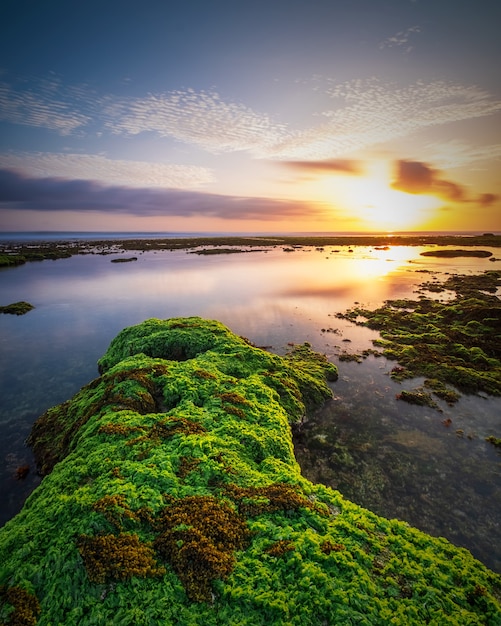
[323,161,442,231]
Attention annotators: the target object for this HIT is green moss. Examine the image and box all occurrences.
[0,301,34,315]
[1,317,500,624]
[0,254,26,267]
[396,388,439,409]
[340,271,501,399]
[423,379,461,404]
[486,436,501,449]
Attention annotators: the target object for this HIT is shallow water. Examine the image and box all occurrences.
[1,243,500,572]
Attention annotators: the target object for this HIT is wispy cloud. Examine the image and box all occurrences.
[391,159,498,206]
[0,76,92,135]
[423,141,501,169]
[0,168,325,220]
[1,74,500,164]
[102,89,288,155]
[379,25,421,51]
[280,159,362,175]
[274,79,501,160]
[0,152,214,188]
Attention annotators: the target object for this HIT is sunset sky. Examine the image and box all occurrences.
[1,0,500,233]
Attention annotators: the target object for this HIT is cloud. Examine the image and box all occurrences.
[275,78,501,160]
[0,76,92,135]
[0,169,324,220]
[391,160,498,206]
[280,159,362,175]
[1,74,500,162]
[423,140,501,169]
[379,25,421,50]
[0,152,214,188]
[102,89,287,155]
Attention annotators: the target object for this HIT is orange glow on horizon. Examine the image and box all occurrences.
[319,161,443,231]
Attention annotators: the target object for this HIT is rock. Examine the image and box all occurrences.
[0,317,499,624]
[420,249,492,258]
[0,301,34,315]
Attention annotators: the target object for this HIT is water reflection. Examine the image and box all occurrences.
[1,244,499,572]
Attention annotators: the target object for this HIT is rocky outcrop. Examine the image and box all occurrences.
[0,317,499,624]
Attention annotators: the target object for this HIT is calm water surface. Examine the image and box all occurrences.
[1,244,500,571]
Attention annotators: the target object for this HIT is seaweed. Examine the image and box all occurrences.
[1,317,500,624]
[77,533,165,584]
[341,271,501,398]
[154,495,250,602]
[0,302,34,315]
[0,585,40,626]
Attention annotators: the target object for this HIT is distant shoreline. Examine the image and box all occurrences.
[1,233,501,265]
[1,230,499,242]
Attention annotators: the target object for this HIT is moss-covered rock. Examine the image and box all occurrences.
[339,271,501,398]
[0,254,26,267]
[1,317,500,625]
[0,301,35,315]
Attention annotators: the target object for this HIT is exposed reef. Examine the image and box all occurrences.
[1,234,500,266]
[420,249,493,258]
[110,256,138,263]
[1,318,500,624]
[338,270,501,401]
[0,301,34,315]
[0,254,26,268]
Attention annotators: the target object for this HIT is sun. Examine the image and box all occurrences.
[352,180,441,231]
[322,161,442,231]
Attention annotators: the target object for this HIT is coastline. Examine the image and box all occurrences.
[1,233,501,266]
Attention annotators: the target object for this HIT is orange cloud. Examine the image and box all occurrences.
[281,159,362,175]
[391,160,498,206]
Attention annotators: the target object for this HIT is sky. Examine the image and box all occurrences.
[0,0,500,233]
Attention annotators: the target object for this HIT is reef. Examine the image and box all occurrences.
[1,234,500,267]
[0,301,35,315]
[0,317,500,625]
[338,270,501,401]
[110,257,138,263]
[420,249,493,258]
[0,254,26,268]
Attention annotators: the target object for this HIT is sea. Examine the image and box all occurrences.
[1,232,500,572]
[1,230,498,242]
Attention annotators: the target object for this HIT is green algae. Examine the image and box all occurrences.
[0,301,34,315]
[0,254,26,268]
[486,436,501,449]
[396,388,439,409]
[339,271,501,400]
[1,317,500,624]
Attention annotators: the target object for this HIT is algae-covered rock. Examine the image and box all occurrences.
[0,254,26,267]
[339,271,501,398]
[0,301,34,315]
[1,317,500,625]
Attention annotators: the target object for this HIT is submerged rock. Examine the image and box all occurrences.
[0,317,500,624]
